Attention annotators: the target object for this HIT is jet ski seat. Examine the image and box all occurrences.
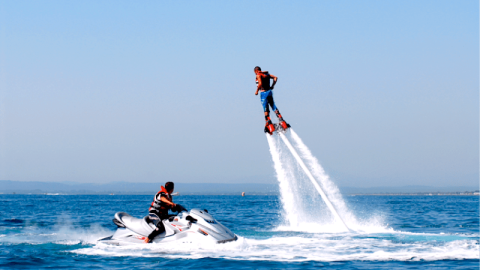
[115,212,156,237]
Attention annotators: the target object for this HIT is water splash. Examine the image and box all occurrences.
[0,215,112,246]
[75,233,479,262]
[266,129,387,233]
[266,134,301,227]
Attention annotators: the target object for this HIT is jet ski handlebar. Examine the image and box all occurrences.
[174,204,188,213]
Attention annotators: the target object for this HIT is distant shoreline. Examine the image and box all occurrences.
[0,192,279,196]
[0,192,478,196]
[1,180,478,196]
[351,192,479,196]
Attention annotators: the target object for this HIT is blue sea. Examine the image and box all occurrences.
[0,194,478,269]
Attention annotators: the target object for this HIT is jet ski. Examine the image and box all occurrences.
[98,206,237,245]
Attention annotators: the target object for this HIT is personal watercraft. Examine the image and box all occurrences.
[98,207,237,245]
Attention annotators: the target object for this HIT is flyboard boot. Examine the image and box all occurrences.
[275,111,291,132]
[278,119,291,131]
[264,116,275,135]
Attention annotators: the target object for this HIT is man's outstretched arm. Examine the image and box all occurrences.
[160,196,176,207]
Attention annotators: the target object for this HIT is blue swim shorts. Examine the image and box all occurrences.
[260,90,277,113]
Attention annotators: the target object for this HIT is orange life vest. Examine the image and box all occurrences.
[149,186,172,215]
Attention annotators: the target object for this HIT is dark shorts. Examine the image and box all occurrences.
[147,213,166,239]
[148,211,170,221]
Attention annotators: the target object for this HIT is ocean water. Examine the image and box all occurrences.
[2,130,479,269]
[0,194,478,269]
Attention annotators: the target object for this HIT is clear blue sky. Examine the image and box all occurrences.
[0,0,478,187]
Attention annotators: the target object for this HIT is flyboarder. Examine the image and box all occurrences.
[254,66,290,134]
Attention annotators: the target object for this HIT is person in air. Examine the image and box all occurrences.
[254,66,290,134]
[144,181,182,243]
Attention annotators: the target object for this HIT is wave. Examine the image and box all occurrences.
[1,214,477,262]
[72,233,478,262]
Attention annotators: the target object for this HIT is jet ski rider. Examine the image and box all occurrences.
[144,181,181,243]
[254,66,289,134]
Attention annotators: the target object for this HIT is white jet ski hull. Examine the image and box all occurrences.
[98,208,237,245]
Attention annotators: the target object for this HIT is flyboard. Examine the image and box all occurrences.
[265,123,350,232]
